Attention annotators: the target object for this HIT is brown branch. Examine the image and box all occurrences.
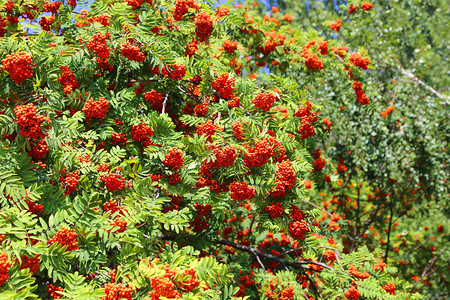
[300,199,332,216]
[410,249,445,291]
[217,238,334,271]
[392,67,447,101]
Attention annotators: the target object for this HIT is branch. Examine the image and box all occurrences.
[384,203,394,263]
[162,92,169,114]
[318,246,345,272]
[217,238,334,271]
[392,67,448,101]
[300,199,332,216]
[410,249,445,291]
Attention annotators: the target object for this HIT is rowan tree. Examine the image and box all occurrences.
[0,0,436,299]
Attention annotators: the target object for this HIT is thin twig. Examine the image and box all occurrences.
[318,246,345,272]
[162,92,169,114]
[392,67,447,101]
[410,249,445,291]
[300,199,332,216]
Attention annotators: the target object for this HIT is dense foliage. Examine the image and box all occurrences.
[0,0,446,299]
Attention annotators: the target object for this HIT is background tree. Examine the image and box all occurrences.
[253,0,449,298]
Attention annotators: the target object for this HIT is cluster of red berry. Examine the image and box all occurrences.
[318,40,328,56]
[143,89,163,111]
[229,181,255,201]
[47,284,64,299]
[212,73,235,99]
[196,120,223,142]
[332,45,348,58]
[100,173,125,191]
[380,105,395,118]
[264,202,284,218]
[349,53,370,70]
[134,82,146,95]
[244,139,274,168]
[0,252,11,286]
[25,199,44,215]
[63,171,79,195]
[382,282,396,295]
[48,227,79,251]
[103,199,127,215]
[178,268,202,292]
[185,40,199,58]
[232,122,244,140]
[271,160,296,198]
[174,0,198,21]
[87,32,111,59]
[102,283,133,300]
[200,146,236,177]
[189,203,212,232]
[43,1,62,13]
[276,160,296,190]
[28,139,49,159]
[162,63,186,80]
[162,147,184,171]
[111,132,127,145]
[344,286,361,299]
[168,173,181,185]
[88,14,110,27]
[374,260,387,272]
[352,81,370,105]
[2,52,34,84]
[288,220,309,241]
[58,66,79,95]
[294,101,317,140]
[251,92,277,111]
[194,103,208,116]
[215,6,230,18]
[124,0,143,10]
[19,254,40,274]
[323,250,336,262]
[235,272,255,297]
[313,148,326,172]
[110,217,127,233]
[265,278,295,300]
[120,41,146,62]
[146,260,202,298]
[222,39,238,53]
[131,123,154,146]
[258,32,285,56]
[14,103,50,139]
[39,16,55,31]
[301,40,324,70]
[195,12,213,41]
[82,97,109,122]
[349,264,371,280]
[290,205,304,222]
[0,16,7,38]
[361,2,374,11]
[149,275,182,299]
[42,1,62,14]
[337,158,349,172]
[349,2,373,13]
[162,193,183,212]
[348,5,359,14]
[227,96,240,109]
[330,19,342,32]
